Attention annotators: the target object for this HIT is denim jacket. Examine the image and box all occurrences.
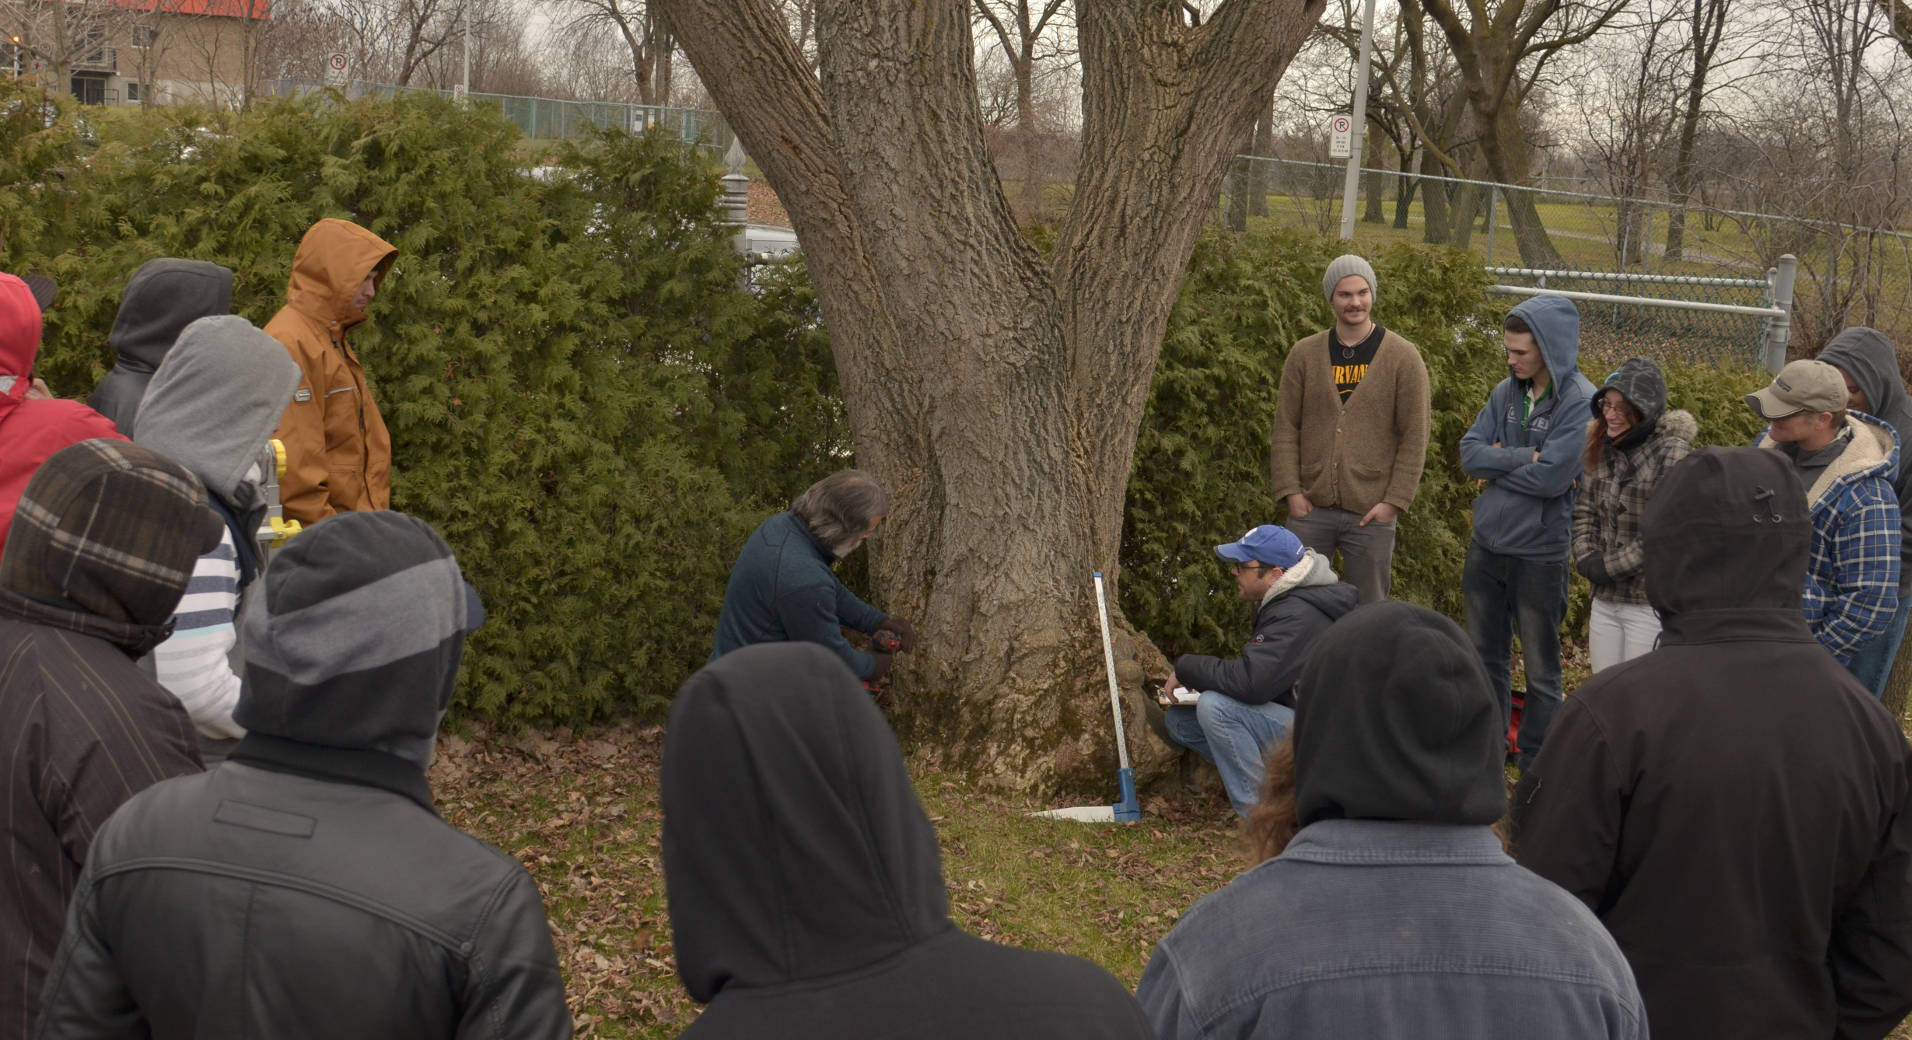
[1136,819,1646,1039]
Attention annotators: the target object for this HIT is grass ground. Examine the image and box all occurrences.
[432,721,1245,1039]
[435,709,1912,1038]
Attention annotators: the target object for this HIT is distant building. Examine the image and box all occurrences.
[5,0,269,107]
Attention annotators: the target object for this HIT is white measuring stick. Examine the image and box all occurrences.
[1092,571,1131,772]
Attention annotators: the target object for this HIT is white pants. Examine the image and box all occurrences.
[1589,598,1662,672]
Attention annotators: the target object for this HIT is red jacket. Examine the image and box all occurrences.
[0,274,126,561]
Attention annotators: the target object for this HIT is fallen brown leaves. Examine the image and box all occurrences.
[433,722,695,1039]
[431,723,1250,1035]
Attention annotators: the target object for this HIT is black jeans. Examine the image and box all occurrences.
[1463,540,1567,770]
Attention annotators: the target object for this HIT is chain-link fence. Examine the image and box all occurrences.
[260,79,733,151]
[1485,267,1792,372]
[1227,155,1912,368]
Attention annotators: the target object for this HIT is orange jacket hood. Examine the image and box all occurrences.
[284,218,397,333]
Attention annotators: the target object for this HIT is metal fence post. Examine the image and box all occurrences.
[1763,254,1798,373]
[1485,186,1498,265]
[1642,207,1653,276]
[722,139,751,256]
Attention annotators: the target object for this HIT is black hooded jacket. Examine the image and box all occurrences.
[86,260,233,437]
[661,643,1153,1040]
[1819,326,1912,590]
[33,513,570,1040]
[1292,602,1507,828]
[1514,448,1912,1039]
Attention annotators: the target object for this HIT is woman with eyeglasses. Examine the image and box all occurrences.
[1572,358,1697,671]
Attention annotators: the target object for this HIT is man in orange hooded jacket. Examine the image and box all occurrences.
[265,218,397,526]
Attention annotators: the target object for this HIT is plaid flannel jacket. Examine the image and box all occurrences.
[1770,414,1904,664]
[1573,410,1698,606]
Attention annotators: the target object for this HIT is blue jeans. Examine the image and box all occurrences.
[1165,692,1295,818]
[1847,597,1910,700]
[1463,541,1567,771]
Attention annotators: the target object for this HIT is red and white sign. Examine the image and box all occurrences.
[324,51,347,87]
[1329,114,1353,159]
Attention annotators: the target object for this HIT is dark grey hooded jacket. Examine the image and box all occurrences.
[1516,448,1912,1039]
[662,642,1153,1040]
[33,512,571,1040]
[86,259,233,437]
[1819,326,1912,591]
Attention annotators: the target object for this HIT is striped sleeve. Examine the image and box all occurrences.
[151,528,246,740]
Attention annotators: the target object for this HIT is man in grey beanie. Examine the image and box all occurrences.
[1270,254,1431,603]
[35,511,573,1040]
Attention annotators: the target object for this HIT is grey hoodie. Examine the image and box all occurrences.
[134,315,299,512]
[1459,294,1598,560]
[1818,327,1912,590]
[133,315,299,747]
[87,259,234,437]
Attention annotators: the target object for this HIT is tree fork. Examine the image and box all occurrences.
[656,0,1324,799]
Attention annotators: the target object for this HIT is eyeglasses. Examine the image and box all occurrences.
[1231,561,1268,574]
[1597,398,1631,416]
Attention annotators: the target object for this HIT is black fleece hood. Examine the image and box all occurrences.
[1646,447,1809,619]
[662,642,950,1004]
[1820,327,1912,448]
[107,259,234,373]
[1292,602,1506,828]
[88,259,234,435]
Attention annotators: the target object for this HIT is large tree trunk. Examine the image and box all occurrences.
[1477,107,1563,267]
[655,0,1324,798]
[1362,123,1386,224]
[1393,148,1418,229]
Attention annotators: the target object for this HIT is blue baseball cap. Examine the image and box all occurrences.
[1215,524,1305,569]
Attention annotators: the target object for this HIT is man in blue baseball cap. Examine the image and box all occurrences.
[1162,524,1358,817]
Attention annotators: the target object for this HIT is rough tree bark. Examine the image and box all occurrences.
[1874,0,1912,60]
[653,0,1324,798]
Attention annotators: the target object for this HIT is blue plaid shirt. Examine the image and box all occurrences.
[1775,414,1903,663]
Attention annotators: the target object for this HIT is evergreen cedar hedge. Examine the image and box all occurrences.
[4,84,1769,726]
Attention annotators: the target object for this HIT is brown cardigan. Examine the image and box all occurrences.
[1269,327,1431,514]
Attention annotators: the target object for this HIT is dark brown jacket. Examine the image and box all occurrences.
[0,591,200,1040]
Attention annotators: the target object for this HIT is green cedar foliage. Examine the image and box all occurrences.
[0,82,89,287]
[14,91,831,725]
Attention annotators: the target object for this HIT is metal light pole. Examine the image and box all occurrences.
[459,2,470,99]
[1337,0,1377,241]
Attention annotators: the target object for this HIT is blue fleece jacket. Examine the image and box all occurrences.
[709,511,888,679]
[1460,295,1598,561]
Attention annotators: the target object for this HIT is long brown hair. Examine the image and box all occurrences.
[1244,738,1300,863]
[1583,390,1645,470]
[1241,735,1515,865]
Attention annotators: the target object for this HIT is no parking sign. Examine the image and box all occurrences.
[1328,114,1353,159]
[324,51,347,87]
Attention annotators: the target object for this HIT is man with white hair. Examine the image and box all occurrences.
[710,469,916,684]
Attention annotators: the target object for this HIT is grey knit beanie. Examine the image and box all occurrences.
[1323,254,1377,300]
